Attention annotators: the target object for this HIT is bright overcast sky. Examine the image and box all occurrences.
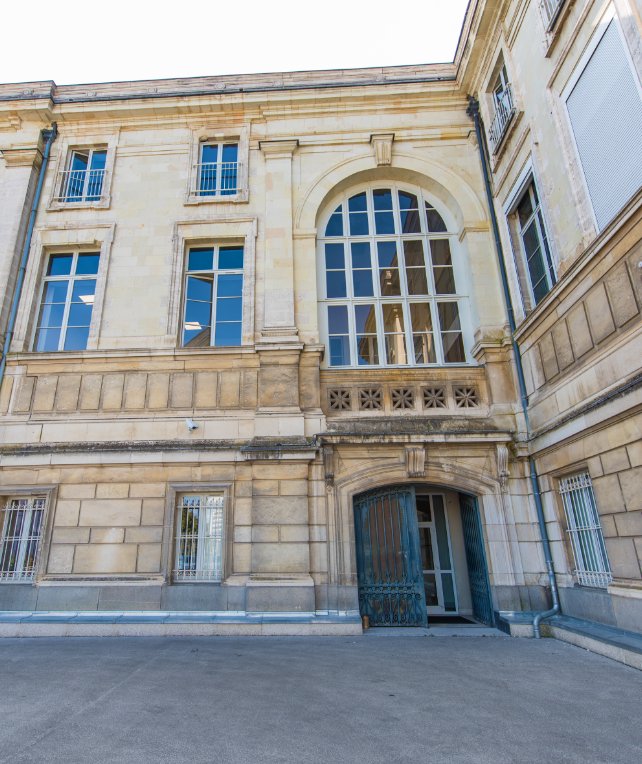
[3,1,470,85]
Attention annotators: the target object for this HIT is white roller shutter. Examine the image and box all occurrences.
[566,20,642,231]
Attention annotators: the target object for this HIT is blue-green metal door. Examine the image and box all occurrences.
[354,486,427,627]
[459,494,494,626]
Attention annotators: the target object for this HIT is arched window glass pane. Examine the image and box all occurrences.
[425,203,447,232]
[325,204,344,237]
[319,186,466,367]
[373,188,395,234]
[399,192,421,233]
[351,243,374,297]
[348,193,369,235]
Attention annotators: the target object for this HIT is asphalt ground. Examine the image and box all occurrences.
[0,634,640,763]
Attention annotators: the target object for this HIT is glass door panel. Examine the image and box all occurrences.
[417,494,458,615]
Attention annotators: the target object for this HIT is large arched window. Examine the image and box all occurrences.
[318,184,470,368]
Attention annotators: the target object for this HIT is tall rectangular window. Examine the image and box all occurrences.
[565,19,642,230]
[559,473,612,588]
[34,252,100,352]
[60,148,107,202]
[197,142,239,196]
[182,245,244,347]
[515,182,556,305]
[0,497,46,582]
[174,495,224,582]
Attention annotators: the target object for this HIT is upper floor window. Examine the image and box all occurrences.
[55,148,107,203]
[540,0,565,31]
[182,244,244,347]
[488,64,516,153]
[194,142,239,197]
[318,185,469,368]
[513,181,556,306]
[34,251,100,352]
[0,496,47,582]
[564,16,642,231]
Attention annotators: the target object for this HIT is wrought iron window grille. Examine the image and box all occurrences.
[559,473,612,589]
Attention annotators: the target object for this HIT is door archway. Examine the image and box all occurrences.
[353,484,494,626]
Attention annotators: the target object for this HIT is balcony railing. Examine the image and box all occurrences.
[488,85,516,154]
[541,0,565,31]
[54,168,106,203]
[192,161,241,197]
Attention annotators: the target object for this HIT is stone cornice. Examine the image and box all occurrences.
[0,145,42,167]
[259,139,299,157]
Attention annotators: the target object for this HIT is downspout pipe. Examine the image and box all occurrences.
[466,98,559,638]
[0,123,57,390]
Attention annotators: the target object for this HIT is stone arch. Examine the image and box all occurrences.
[295,151,487,234]
[331,454,503,586]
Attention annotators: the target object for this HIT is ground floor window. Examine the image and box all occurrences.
[559,473,612,588]
[174,494,224,582]
[0,496,47,582]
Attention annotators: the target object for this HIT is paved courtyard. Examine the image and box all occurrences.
[0,634,640,764]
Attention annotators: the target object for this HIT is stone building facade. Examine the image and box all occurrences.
[0,0,640,635]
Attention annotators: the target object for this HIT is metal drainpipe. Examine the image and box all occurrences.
[466,98,559,637]
[0,124,58,390]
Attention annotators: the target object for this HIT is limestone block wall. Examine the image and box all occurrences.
[517,210,642,426]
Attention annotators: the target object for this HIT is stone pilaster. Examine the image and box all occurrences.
[258,139,299,342]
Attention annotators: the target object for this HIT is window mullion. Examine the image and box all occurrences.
[432,300,444,365]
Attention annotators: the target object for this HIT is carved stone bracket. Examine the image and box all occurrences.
[370,133,394,166]
[497,444,510,492]
[405,446,425,478]
[323,445,335,487]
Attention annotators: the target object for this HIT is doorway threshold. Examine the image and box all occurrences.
[364,625,508,637]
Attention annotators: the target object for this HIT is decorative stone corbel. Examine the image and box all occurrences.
[497,444,510,493]
[405,446,425,478]
[370,133,394,166]
[323,445,335,487]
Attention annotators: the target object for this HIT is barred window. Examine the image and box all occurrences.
[559,473,612,588]
[0,497,47,582]
[174,494,224,582]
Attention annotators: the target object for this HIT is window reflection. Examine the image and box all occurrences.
[320,186,466,366]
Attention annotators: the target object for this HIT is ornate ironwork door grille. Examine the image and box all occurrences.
[459,494,494,626]
[354,486,427,626]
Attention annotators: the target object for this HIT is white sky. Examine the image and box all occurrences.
[2,0,470,85]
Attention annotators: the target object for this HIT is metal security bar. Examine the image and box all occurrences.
[193,161,240,196]
[54,168,106,202]
[541,0,565,30]
[559,473,612,588]
[488,84,516,153]
[174,495,224,581]
[0,497,46,581]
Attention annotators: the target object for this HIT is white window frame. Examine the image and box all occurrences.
[57,148,107,203]
[194,141,240,197]
[31,250,101,353]
[561,6,642,232]
[503,164,557,311]
[173,493,225,582]
[181,242,245,348]
[11,223,115,354]
[167,217,257,349]
[559,472,612,589]
[317,183,473,370]
[0,495,48,582]
[185,126,249,204]
[488,62,517,154]
[47,134,117,210]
